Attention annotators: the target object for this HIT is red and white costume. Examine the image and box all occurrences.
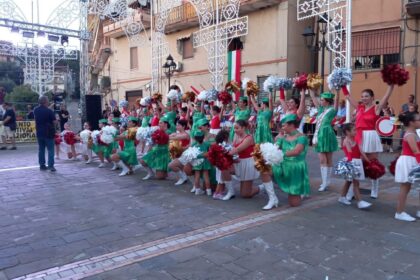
[342,142,365,181]
[395,132,420,183]
[233,135,260,181]
[210,115,221,135]
[355,104,383,153]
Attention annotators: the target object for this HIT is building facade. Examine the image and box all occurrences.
[90,0,314,107]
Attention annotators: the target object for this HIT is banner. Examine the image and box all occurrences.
[15,121,37,143]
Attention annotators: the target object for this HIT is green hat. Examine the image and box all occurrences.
[281,114,298,124]
[193,131,204,137]
[240,96,248,102]
[320,92,335,99]
[262,98,269,103]
[196,118,209,127]
[160,115,170,122]
[128,116,138,122]
[112,118,121,123]
[99,119,108,124]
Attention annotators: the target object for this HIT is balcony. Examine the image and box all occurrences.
[164,0,284,34]
[103,9,151,38]
[91,37,111,74]
[407,0,420,16]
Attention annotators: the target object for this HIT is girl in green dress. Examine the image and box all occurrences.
[158,100,177,134]
[139,116,171,180]
[139,107,152,155]
[308,89,339,192]
[229,97,251,141]
[272,114,310,207]
[191,131,212,196]
[189,101,206,138]
[111,116,139,176]
[93,119,108,168]
[250,93,273,144]
[109,118,121,171]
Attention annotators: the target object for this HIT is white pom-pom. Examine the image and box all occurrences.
[263,75,278,92]
[179,146,202,165]
[241,77,250,90]
[119,100,129,108]
[91,130,100,145]
[80,129,91,143]
[136,126,158,145]
[140,97,151,106]
[327,68,352,90]
[260,143,283,165]
[102,126,117,136]
[100,133,114,144]
[167,89,182,102]
[197,90,208,101]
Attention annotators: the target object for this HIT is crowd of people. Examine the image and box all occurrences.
[35,81,420,223]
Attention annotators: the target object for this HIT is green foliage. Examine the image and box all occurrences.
[0,61,24,86]
[0,78,16,93]
[5,85,39,114]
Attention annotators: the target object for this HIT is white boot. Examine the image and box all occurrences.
[86,150,92,164]
[346,185,354,201]
[142,167,154,180]
[327,167,333,187]
[262,181,279,210]
[318,166,328,192]
[222,181,235,200]
[111,162,119,171]
[118,161,130,177]
[371,179,379,199]
[175,171,188,186]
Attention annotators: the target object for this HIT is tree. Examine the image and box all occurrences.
[0,78,16,93]
[5,85,39,116]
[0,61,24,86]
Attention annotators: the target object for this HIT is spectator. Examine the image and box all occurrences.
[59,104,69,131]
[401,94,415,113]
[304,100,317,144]
[34,96,57,172]
[408,104,418,114]
[26,105,35,120]
[1,102,17,150]
[0,87,5,105]
[102,104,111,119]
[335,100,347,136]
[112,106,121,118]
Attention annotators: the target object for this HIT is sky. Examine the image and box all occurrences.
[0,0,80,46]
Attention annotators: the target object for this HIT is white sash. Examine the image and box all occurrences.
[312,107,333,146]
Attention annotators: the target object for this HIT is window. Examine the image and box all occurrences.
[351,27,400,70]
[228,37,243,52]
[182,37,194,59]
[130,47,138,70]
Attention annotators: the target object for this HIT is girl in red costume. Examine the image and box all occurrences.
[345,85,394,198]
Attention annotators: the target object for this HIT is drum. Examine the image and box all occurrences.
[376,117,396,137]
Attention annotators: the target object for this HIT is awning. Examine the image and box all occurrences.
[352,27,401,57]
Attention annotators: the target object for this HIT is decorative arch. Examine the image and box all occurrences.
[151,0,247,92]
[0,0,27,22]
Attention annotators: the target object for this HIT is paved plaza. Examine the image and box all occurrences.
[0,145,419,279]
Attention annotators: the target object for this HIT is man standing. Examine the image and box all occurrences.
[34,96,57,172]
[26,105,35,120]
[401,94,415,113]
[1,102,17,150]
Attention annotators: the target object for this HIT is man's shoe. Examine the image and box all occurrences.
[49,167,57,172]
[40,165,48,171]
[338,197,351,205]
[0,147,6,150]
[9,147,16,150]
[395,212,416,222]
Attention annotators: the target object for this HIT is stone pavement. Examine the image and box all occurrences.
[0,145,419,280]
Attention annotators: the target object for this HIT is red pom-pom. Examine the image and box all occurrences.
[389,156,399,176]
[152,129,169,145]
[363,158,386,179]
[218,91,232,105]
[294,74,308,90]
[208,143,233,171]
[63,131,76,145]
[54,134,62,145]
[381,64,409,86]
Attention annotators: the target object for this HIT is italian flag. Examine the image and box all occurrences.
[227,50,241,101]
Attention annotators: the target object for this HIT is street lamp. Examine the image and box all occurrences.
[162,54,177,92]
[302,12,330,92]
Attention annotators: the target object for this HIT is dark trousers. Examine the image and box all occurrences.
[37,137,54,168]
